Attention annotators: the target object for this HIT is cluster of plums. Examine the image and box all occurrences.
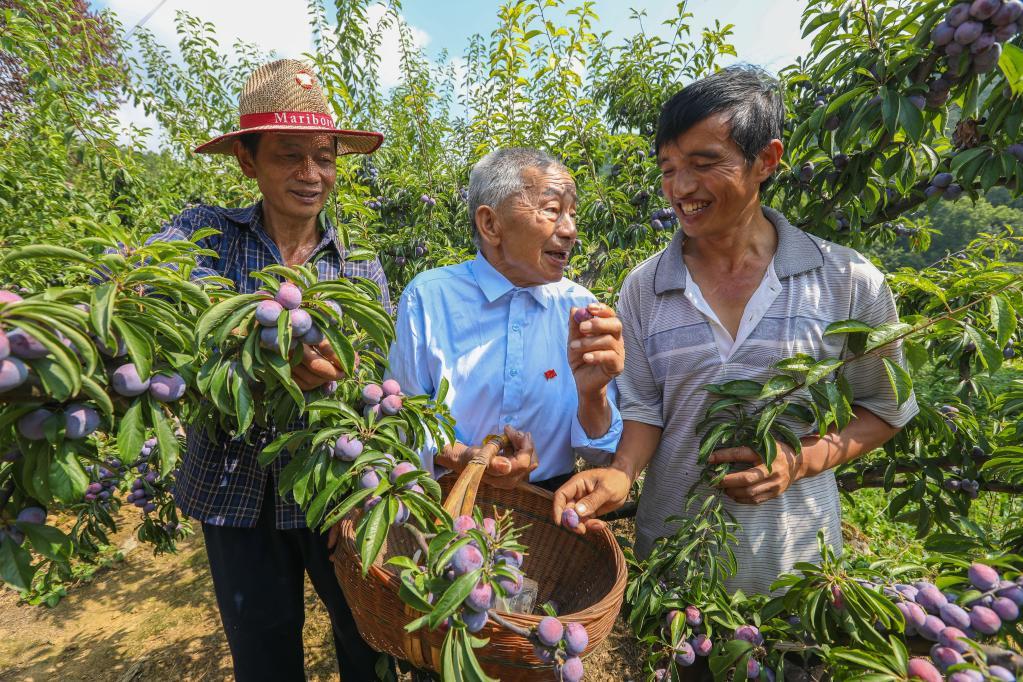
[925,173,965,201]
[889,563,1022,681]
[254,282,326,352]
[83,459,122,504]
[357,454,423,526]
[534,615,589,681]
[652,618,772,681]
[360,379,403,420]
[930,0,1023,81]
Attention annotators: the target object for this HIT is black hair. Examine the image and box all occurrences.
[656,65,785,191]
[238,132,261,158]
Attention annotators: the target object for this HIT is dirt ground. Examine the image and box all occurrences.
[0,511,645,681]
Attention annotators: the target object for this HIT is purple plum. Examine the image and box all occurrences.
[996,584,1023,607]
[361,383,383,405]
[0,357,29,392]
[907,658,943,682]
[692,633,713,656]
[747,659,761,679]
[938,626,970,653]
[389,461,417,484]
[496,549,522,568]
[465,581,493,613]
[0,290,22,304]
[533,644,555,664]
[734,625,764,646]
[573,308,593,324]
[18,408,52,440]
[7,329,48,359]
[969,0,1000,20]
[561,507,580,529]
[673,640,695,666]
[482,517,496,537]
[955,20,984,44]
[556,656,583,682]
[254,299,283,327]
[968,563,1000,591]
[988,666,1016,681]
[930,645,964,671]
[536,616,563,647]
[359,470,380,490]
[685,605,702,627]
[992,596,1019,621]
[380,395,402,416]
[149,373,186,402]
[289,308,313,336]
[919,615,946,641]
[16,506,45,524]
[899,601,928,630]
[64,403,100,439]
[939,603,971,629]
[450,545,483,576]
[993,0,1023,25]
[275,282,302,310]
[333,435,363,461]
[496,569,523,597]
[301,325,325,345]
[393,501,409,525]
[381,379,401,396]
[563,622,588,656]
[969,605,1002,634]
[453,515,476,535]
[916,585,948,613]
[932,21,956,45]
[111,364,150,397]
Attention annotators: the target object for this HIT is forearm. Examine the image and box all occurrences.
[577,389,612,439]
[794,406,899,480]
[610,420,663,482]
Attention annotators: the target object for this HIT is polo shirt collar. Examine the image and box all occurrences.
[653,205,824,295]
[471,252,551,308]
[232,201,344,259]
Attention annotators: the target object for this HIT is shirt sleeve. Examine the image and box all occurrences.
[616,275,665,428]
[385,287,444,476]
[145,207,222,282]
[570,379,623,465]
[842,262,919,428]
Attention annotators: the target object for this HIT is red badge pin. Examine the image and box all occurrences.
[544,369,557,380]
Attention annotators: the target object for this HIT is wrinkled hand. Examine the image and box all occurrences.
[480,426,537,489]
[710,443,801,504]
[292,338,345,391]
[551,467,631,535]
[568,303,624,398]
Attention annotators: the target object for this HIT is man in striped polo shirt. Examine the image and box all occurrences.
[553,66,918,594]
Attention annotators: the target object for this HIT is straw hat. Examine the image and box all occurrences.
[194,59,383,155]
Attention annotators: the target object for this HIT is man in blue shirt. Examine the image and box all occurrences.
[387,148,624,490]
[150,60,390,680]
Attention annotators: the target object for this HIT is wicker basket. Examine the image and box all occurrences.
[332,439,627,680]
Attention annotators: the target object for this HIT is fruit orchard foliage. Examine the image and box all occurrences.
[1,0,1023,679]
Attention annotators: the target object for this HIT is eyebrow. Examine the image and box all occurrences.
[659,149,721,163]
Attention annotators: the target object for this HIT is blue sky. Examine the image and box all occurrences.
[95,0,810,146]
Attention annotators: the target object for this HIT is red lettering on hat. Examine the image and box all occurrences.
[295,70,316,89]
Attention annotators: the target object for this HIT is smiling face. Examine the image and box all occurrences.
[475,165,578,287]
[234,132,338,223]
[658,112,781,239]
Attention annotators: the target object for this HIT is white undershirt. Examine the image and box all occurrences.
[683,259,782,362]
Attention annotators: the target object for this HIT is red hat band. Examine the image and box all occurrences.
[239,111,336,129]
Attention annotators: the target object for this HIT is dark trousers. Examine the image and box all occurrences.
[202,483,391,681]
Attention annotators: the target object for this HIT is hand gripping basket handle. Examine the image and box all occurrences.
[442,434,510,518]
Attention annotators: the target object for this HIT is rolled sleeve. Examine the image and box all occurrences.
[844,266,918,428]
[616,278,665,428]
[571,381,623,465]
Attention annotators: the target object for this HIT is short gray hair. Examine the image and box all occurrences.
[467,148,568,245]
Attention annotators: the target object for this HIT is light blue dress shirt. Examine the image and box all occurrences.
[386,252,623,481]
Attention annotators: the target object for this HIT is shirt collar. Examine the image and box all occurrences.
[232,201,344,259]
[653,205,824,295]
[470,252,551,308]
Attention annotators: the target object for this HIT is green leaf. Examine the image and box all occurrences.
[195,294,262,346]
[964,325,1003,372]
[90,280,117,343]
[824,320,874,336]
[429,569,481,629]
[18,523,71,561]
[898,95,924,143]
[0,541,35,590]
[999,42,1023,96]
[356,496,390,573]
[117,398,145,463]
[759,375,798,399]
[151,400,179,476]
[48,448,88,503]
[112,316,154,381]
[990,295,1016,348]
[881,358,913,407]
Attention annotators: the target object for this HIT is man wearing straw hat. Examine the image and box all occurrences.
[149,59,392,680]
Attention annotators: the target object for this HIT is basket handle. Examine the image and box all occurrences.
[441,434,510,517]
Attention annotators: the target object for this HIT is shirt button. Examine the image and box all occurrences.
[504,416,512,423]
[510,369,518,376]
[512,324,520,332]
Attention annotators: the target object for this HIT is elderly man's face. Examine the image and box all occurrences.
[235,132,338,224]
[658,112,778,239]
[478,166,578,287]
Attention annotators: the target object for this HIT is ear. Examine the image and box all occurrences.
[233,139,258,179]
[754,139,784,183]
[474,205,502,247]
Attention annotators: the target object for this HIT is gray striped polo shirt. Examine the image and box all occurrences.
[617,206,918,594]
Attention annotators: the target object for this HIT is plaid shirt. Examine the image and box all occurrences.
[149,201,391,529]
